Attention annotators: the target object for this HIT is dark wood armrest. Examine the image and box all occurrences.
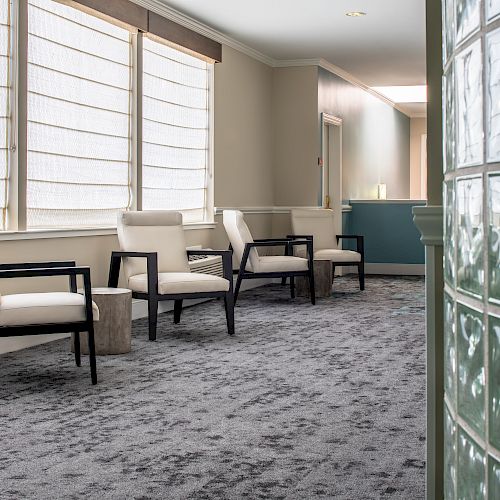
[108,251,158,293]
[253,238,292,243]
[247,241,289,248]
[0,261,76,270]
[286,234,313,241]
[336,235,364,256]
[0,266,94,323]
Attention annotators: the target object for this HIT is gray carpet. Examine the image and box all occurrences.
[0,276,426,499]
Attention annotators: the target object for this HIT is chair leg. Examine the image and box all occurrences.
[87,325,97,385]
[148,298,158,341]
[358,262,365,291]
[234,273,243,304]
[309,270,316,305]
[74,332,81,367]
[224,292,235,335]
[332,265,336,283]
[290,276,295,298]
[174,299,183,324]
[281,277,287,286]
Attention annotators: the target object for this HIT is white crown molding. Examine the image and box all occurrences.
[131,1,411,117]
[130,0,275,66]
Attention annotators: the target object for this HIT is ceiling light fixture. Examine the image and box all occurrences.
[346,11,366,17]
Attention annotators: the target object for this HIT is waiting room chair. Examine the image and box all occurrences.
[0,261,98,384]
[222,210,315,304]
[290,208,365,290]
[109,211,234,341]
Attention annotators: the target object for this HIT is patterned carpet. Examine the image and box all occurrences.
[0,276,426,499]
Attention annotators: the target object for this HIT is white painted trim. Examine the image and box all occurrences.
[412,205,443,246]
[215,205,352,216]
[0,222,217,241]
[360,263,425,275]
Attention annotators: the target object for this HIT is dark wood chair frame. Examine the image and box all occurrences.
[231,238,316,305]
[0,261,97,384]
[286,234,365,291]
[108,250,234,341]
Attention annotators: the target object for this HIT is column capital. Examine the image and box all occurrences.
[412,205,443,247]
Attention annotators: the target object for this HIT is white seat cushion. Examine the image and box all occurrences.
[0,292,99,327]
[255,256,309,273]
[315,249,361,263]
[128,272,230,295]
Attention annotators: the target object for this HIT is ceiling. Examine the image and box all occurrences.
[158,0,426,88]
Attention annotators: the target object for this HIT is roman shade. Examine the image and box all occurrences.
[142,36,210,223]
[26,0,133,228]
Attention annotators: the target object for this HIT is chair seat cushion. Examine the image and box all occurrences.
[129,272,230,295]
[315,249,361,263]
[0,292,99,327]
[256,256,309,273]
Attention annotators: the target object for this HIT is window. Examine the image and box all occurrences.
[0,0,10,230]
[142,37,210,223]
[1,0,216,232]
[26,0,132,228]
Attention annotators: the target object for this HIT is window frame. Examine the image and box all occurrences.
[1,0,215,238]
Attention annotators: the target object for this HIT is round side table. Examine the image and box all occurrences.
[71,287,132,355]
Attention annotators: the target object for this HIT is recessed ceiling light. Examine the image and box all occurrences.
[346,11,366,17]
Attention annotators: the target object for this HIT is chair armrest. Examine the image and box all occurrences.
[247,241,290,248]
[253,238,292,243]
[187,249,233,285]
[0,261,76,270]
[108,251,158,294]
[336,234,364,255]
[0,266,95,323]
[286,234,313,241]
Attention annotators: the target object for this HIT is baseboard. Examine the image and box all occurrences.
[0,278,275,355]
[364,263,425,275]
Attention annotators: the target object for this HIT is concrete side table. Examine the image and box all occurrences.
[296,259,332,298]
[71,287,132,355]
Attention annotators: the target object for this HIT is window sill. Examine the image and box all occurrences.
[0,222,217,241]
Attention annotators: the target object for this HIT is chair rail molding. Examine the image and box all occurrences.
[412,205,443,246]
[215,206,352,216]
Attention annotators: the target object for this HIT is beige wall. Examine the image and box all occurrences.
[214,45,274,208]
[409,117,427,199]
[272,66,319,206]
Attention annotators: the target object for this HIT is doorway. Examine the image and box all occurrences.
[321,113,343,272]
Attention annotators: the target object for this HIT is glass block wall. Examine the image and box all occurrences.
[443,0,500,497]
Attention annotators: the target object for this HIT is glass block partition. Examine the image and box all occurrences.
[443,0,500,497]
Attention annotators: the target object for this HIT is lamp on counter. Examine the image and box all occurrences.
[377,183,387,200]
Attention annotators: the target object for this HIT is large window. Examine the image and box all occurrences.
[0,0,10,230]
[1,0,215,232]
[27,0,132,228]
[142,38,210,223]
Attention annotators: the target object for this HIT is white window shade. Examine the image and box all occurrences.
[0,0,10,230]
[27,0,132,228]
[142,37,210,223]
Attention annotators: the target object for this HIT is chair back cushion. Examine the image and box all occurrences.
[117,211,190,279]
[222,210,260,272]
[291,209,337,250]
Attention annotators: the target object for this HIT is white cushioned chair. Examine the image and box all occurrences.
[109,211,234,340]
[0,261,99,384]
[222,210,315,304]
[290,208,365,290]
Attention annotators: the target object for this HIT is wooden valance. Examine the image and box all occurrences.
[57,0,222,63]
